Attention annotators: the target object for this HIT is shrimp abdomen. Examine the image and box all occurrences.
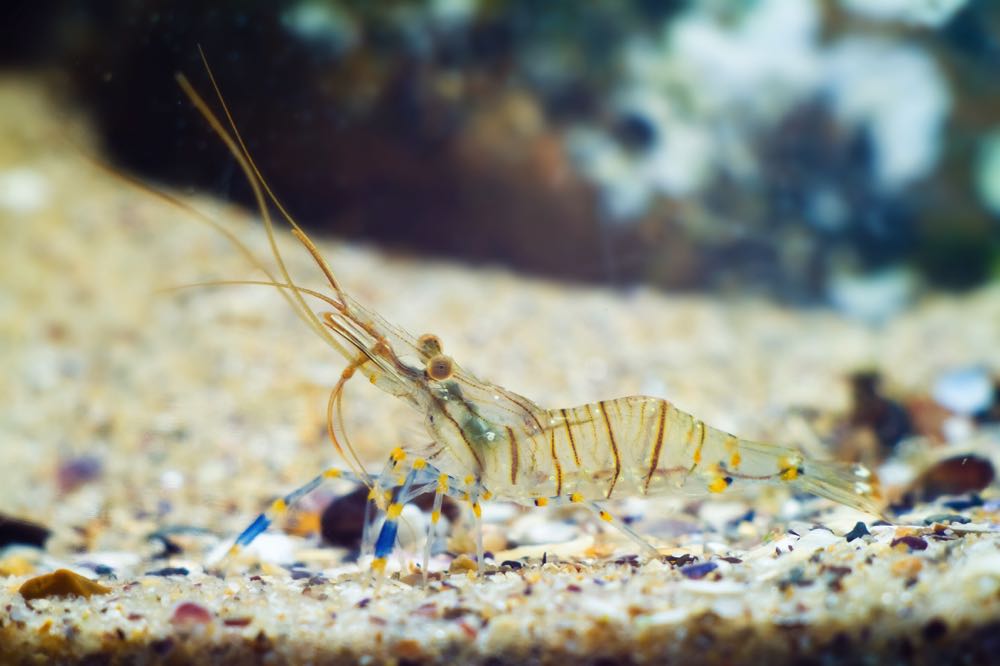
[525,397,882,516]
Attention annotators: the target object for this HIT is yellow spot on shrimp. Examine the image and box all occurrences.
[387,503,403,519]
[534,497,548,507]
[391,447,406,462]
[570,492,583,503]
[270,498,288,514]
[481,490,492,500]
[730,451,741,468]
[472,502,482,518]
[323,469,342,479]
[431,510,441,524]
[599,510,613,522]
[464,475,475,487]
[781,467,799,481]
[708,477,729,493]
[413,458,427,470]
[691,421,706,464]
[371,557,387,575]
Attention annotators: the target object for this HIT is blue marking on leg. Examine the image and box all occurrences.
[374,519,399,559]
[235,514,271,547]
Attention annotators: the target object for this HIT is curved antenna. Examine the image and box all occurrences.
[176,66,382,484]
[196,46,347,304]
[327,374,374,487]
[82,89,378,488]
[175,74,349,361]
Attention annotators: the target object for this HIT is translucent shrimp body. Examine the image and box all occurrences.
[421,385,880,514]
[172,55,883,578]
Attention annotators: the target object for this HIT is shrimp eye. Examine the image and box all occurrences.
[426,354,453,381]
[418,334,442,356]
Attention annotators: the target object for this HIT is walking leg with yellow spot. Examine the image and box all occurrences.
[360,447,411,559]
[523,492,659,559]
[585,501,660,558]
[469,488,485,576]
[229,466,354,556]
[419,472,448,584]
[370,452,429,578]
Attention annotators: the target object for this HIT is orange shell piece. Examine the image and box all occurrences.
[18,569,112,600]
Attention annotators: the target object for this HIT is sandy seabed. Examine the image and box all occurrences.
[2,75,1000,664]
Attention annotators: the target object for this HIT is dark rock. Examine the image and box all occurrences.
[680,561,718,579]
[844,522,870,542]
[321,484,459,550]
[0,513,50,548]
[908,455,994,502]
[145,567,190,577]
[848,371,912,451]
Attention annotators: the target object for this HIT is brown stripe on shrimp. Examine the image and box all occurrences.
[598,401,622,498]
[430,394,484,471]
[559,408,582,467]
[549,428,563,496]
[643,401,668,493]
[505,426,519,486]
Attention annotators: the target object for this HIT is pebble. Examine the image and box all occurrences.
[680,561,718,579]
[145,567,190,577]
[922,514,971,526]
[844,522,871,542]
[908,455,995,502]
[0,167,49,214]
[170,601,213,626]
[449,554,478,573]
[57,455,103,493]
[890,535,929,551]
[932,367,994,416]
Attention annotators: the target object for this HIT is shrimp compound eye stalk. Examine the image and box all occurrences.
[418,334,443,356]
[426,354,454,381]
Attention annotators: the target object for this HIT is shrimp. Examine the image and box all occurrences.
[172,56,883,580]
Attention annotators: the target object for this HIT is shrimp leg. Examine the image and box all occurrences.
[416,474,448,584]
[528,492,659,558]
[369,459,492,579]
[369,454,429,578]
[585,501,660,558]
[227,466,355,557]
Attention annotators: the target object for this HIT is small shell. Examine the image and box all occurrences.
[19,569,111,600]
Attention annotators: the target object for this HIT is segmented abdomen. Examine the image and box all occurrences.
[488,396,803,502]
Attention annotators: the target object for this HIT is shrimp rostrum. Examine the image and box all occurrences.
[174,64,883,579]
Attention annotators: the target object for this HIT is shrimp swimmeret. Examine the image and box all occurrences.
[173,65,883,580]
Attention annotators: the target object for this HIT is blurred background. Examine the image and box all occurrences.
[4,0,1000,308]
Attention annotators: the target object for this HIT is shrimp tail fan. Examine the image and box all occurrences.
[794,459,885,518]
